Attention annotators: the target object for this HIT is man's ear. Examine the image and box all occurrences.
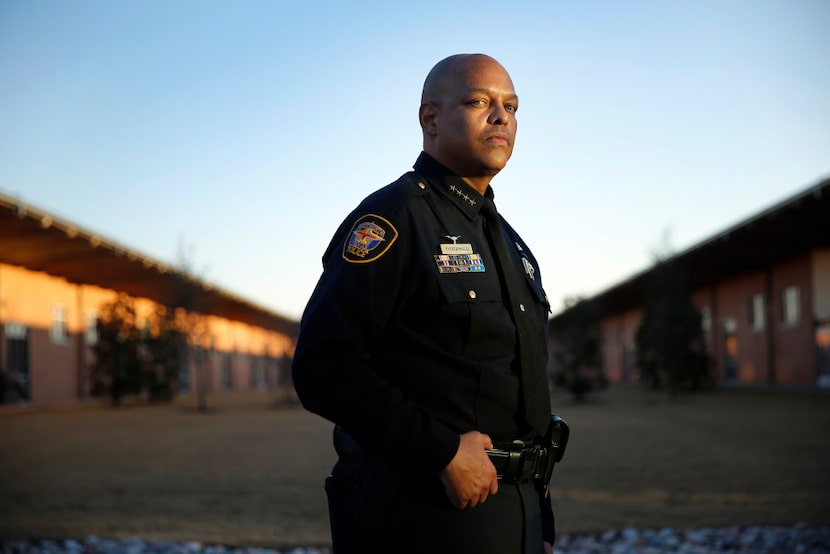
[419,102,438,135]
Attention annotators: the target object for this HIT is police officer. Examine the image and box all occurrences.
[292,53,555,554]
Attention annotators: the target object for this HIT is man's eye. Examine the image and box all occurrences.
[506,104,518,113]
[468,99,486,106]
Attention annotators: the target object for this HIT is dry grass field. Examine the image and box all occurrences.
[1,384,828,548]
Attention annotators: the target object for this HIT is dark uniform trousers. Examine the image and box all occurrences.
[326,458,544,554]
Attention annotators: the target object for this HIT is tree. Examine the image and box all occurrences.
[89,294,187,405]
[88,239,214,408]
[89,294,144,405]
[170,237,211,412]
[635,241,712,396]
[551,296,606,401]
[144,305,187,402]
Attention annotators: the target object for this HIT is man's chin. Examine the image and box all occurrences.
[481,156,511,175]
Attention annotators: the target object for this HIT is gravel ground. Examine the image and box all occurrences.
[3,524,830,554]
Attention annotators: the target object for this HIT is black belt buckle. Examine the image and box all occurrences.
[487,441,545,484]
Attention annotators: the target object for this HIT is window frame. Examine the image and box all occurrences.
[50,304,69,345]
[782,286,800,326]
[750,293,765,332]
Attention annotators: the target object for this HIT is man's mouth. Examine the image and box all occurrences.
[484,133,510,146]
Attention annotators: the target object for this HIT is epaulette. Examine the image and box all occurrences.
[389,171,431,198]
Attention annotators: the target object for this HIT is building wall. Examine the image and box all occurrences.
[591,252,820,387]
[600,308,641,382]
[695,255,815,385]
[2,265,82,402]
[706,271,769,384]
[811,249,830,322]
[182,314,294,395]
[0,263,295,405]
[770,256,815,384]
[690,287,716,372]
[813,249,830,387]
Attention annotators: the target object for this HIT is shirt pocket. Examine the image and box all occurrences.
[436,274,515,358]
[436,272,501,305]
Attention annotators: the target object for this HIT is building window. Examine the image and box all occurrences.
[6,322,27,340]
[700,306,712,334]
[250,355,265,390]
[750,294,765,331]
[50,305,68,344]
[222,352,233,390]
[782,286,800,326]
[208,337,216,360]
[85,313,99,345]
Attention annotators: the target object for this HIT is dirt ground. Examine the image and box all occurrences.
[0,385,828,548]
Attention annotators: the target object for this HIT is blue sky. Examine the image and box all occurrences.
[2,0,828,320]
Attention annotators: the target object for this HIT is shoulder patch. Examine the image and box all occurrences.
[342,214,399,263]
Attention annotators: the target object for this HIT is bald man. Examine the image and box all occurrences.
[293,54,558,554]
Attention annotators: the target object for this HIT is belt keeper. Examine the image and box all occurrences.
[504,449,523,482]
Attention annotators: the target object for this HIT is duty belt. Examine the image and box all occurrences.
[486,443,548,484]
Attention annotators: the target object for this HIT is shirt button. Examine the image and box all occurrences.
[418,182,426,189]
[468,290,477,299]
[519,304,525,311]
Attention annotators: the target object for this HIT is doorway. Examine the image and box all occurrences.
[3,323,31,402]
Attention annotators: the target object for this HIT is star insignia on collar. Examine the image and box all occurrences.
[449,184,477,206]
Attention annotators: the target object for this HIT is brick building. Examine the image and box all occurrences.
[0,193,297,405]
[550,177,830,387]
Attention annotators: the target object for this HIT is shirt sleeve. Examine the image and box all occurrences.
[291,196,460,473]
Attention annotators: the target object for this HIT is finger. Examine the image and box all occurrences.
[443,485,459,509]
[483,458,498,494]
[481,433,493,450]
[450,493,465,510]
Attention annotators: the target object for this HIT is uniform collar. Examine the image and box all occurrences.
[413,152,494,221]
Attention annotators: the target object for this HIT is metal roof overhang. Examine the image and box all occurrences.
[0,194,298,337]
[552,176,830,327]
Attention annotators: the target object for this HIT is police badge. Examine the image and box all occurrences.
[342,214,399,263]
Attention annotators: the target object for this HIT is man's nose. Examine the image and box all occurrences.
[489,104,511,125]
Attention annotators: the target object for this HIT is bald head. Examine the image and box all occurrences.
[421,54,512,106]
[418,54,518,193]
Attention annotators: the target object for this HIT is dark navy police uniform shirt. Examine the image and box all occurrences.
[293,152,552,476]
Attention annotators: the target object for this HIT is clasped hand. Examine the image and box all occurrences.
[438,431,498,509]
